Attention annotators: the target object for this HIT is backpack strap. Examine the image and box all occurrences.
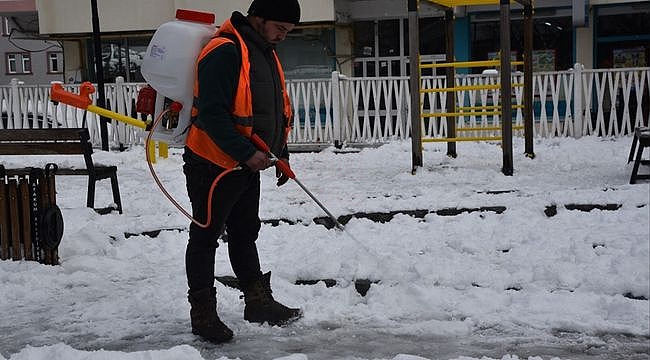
[189,32,243,132]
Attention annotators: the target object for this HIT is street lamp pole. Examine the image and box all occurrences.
[90,0,109,151]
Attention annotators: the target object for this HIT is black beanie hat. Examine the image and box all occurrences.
[247,0,301,25]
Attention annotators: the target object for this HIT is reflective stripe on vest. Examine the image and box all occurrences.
[186,19,292,169]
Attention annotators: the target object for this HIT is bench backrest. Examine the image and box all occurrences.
[0,128,95,169]
[0,128,92,155]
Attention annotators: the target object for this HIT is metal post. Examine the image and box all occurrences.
[445,9,456,158]
[500,0,513,176]
[91,0,109,151]
[573,62,584,138]
[523,4,535,157]
[10,78,19,129]
[115,76,126,147]
[408,0,422,173]
[332,71,342,149]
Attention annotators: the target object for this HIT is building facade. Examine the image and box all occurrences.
[0,0,64,85]
[0,0,648,84]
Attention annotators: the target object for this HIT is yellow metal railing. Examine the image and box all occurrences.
[420,82,523,93]
[422,111,502,117]
[456,125,525,132]
[423,136,503,142]
[427,0,515,7]
[419,60,524,69]
[457,105,524,111]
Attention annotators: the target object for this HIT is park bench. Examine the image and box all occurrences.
[0,128,122,214]
[627,127,650,184]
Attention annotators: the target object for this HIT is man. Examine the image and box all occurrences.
[182,0,302,344]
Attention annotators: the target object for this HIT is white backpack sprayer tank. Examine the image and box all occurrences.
[140,9,216,145]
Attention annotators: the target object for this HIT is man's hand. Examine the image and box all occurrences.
[245,150,273,172]
[276,158,290,186]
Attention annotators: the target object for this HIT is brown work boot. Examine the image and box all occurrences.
[243,272,302,326]
[188,287,234,343]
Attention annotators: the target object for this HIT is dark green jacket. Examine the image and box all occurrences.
[194,11,289,164]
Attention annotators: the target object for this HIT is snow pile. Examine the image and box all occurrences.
[0,137,648,359]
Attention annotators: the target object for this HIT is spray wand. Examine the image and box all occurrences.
[249,134,346,232]
[249,132,384,270]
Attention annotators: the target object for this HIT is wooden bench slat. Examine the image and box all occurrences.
[4,166,117,175]
[0,143,86,155]
[0,128,86,142]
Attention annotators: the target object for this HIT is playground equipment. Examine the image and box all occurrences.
[419,60,526,142]
[408,0,535,175]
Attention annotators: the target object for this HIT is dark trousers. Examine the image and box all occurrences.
[183,152,262,293]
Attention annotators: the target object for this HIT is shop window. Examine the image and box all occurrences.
[595,9,650,68]
[598,13,650,37]
[277,27,336,79]
[353,18,443,77]
[419,17,446,56]
[379,19,400,57]
[353,21,375,57]
[126,38,148,82]
[88,37,149,82]
[471,17,572,72]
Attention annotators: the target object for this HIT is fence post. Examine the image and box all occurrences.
[50,81,63,129]
[573,62,584,138]
[115,76,126,146]
[408,0,422,173]
[331,71,342,148]
[10,78,21,129]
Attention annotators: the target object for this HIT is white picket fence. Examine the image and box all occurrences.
[1,64,648,148]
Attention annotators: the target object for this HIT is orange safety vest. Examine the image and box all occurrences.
[185,18,293,169]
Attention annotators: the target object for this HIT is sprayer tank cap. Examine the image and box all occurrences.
[175,9,215,24]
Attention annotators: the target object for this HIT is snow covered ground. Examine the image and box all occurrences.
[0,136,648,360]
